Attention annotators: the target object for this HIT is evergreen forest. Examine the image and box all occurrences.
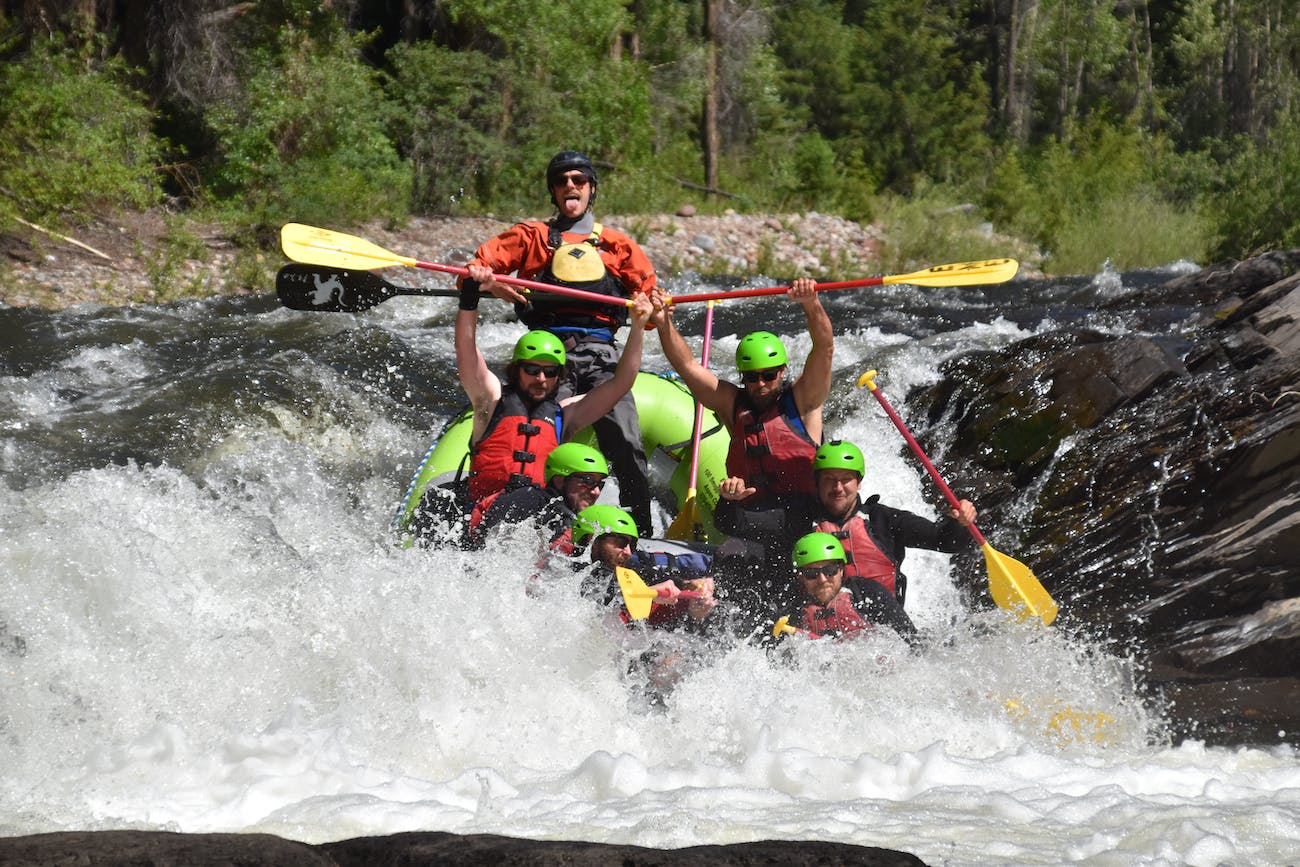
[2,0,1299,276]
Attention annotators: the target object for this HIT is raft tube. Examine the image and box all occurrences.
[394,372,731,541]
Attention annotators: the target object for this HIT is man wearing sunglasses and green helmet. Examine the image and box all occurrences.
[778,532,917,644]
[651,276,833,507]
[448,289,653,531]
[715,439,977,617]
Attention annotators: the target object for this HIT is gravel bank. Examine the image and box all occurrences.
[1,210,887,309]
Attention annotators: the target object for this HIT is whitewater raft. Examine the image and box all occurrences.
[394,371,730,539]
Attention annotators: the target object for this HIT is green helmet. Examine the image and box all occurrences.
[544,442,609,483]
[736,331,788,372]
[792,532,847,568]
[813,440,865,477]
[512,330,566,366]
[573,504,638,546]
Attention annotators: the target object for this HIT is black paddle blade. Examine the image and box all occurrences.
[275,263,395,312]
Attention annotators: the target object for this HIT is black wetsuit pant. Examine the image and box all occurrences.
[559,337,652,533]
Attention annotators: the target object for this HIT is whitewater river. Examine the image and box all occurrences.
[2,265,1297,865]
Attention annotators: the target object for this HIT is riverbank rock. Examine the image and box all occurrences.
[907,249,1300,745]
[0,211,890,309]
[0,830,927,866]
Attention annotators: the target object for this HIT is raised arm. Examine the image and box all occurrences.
[456,266,503,440]
[788,279,834,440]
[649,291,738,422]
[561,294,653,434]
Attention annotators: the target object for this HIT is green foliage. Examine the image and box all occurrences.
[874,186,1019,273]
[774,0,990,194]
[418,0,657,216]
[1209,111,1300,258]
[0,31,162,229]
[138,217,213,301]
[984,123,1213,273]
[205,21,410,229]
[384,41,509,214]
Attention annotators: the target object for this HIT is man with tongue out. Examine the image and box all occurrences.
[459,151,657,533]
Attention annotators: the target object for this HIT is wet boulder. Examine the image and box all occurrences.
[908,250,1300,744]
[0,830,928,866]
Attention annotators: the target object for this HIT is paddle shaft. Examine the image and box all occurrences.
[666,258,1018,305]
[862,379,989,548]
[670,275,889,304]
[684,301,716,496]
[414,259,632,308]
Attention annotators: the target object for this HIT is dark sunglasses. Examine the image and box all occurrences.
[798,563,842,581]
[568,473,605,488]
[555,173,590,188]
[741,368,783,383]
[520,362,562,378]
[602,534,637,551]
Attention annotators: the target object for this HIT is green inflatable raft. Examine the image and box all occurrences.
[393,372,731,541]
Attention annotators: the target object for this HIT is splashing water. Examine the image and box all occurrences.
[2,271,1297,864]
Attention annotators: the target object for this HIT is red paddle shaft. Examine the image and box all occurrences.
[862,377,989,548]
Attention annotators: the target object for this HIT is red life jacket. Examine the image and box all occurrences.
[517,223,630,332]
[468,388,560,502]
[798,589,871,639]
[815,511,898,597]
[726,387,818,501]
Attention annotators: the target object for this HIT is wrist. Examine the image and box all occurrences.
[459,280,481,311]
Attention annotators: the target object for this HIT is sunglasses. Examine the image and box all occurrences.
[798,563,842,581]
[741,368,783,383]
[555,173,590,188]
[602,534,637,551]
[520,362,562,378]
[568,473,605,489]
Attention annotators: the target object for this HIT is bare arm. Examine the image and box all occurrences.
[561,294,653,434]
[649,291,738,422]
[788,279,834,441]
[455,284,502,442]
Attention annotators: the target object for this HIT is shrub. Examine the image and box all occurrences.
[1209,112,1300,258]
[0,31,163,229]
[205,23,410,230]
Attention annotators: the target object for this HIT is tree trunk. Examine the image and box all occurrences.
[702,0,721,194]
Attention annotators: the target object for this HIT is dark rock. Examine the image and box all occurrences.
[325,832,926,866]
[907,250,1300,745]
[0,831,928,867]
[0,831,332,866]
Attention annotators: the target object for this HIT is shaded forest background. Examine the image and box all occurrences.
[1,0,1298,279]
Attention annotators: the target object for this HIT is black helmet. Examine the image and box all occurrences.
[546,150,597,187]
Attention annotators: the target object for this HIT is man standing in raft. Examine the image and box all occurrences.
[776,532,918,645]
[459,150,657,532]
[650,278,833,508]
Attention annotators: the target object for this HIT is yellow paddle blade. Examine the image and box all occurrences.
[983,543,1058,626]
[1004,698,1116,746]
[281,223,416,271]
[615,566,654,621]
[771,615,798,638]
[882,258,1018,288]
[664,491,700,541]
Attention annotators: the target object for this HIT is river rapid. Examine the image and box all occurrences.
[2,267,1297,865]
